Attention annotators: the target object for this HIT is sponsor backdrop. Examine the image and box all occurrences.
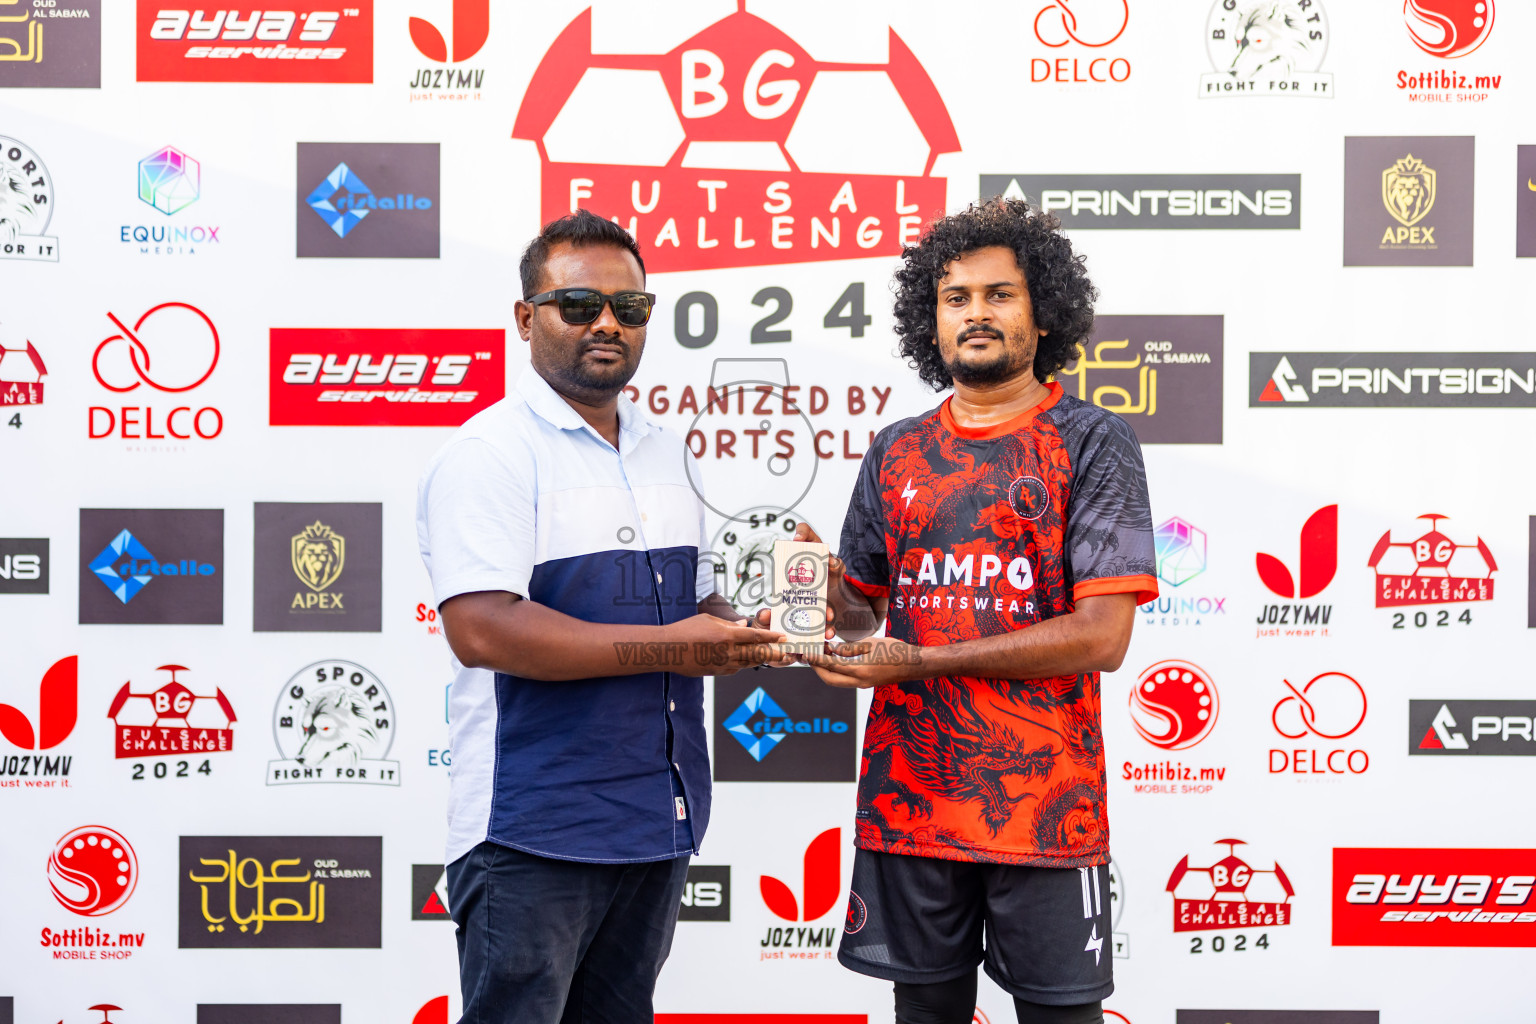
[2,0,1534,1021]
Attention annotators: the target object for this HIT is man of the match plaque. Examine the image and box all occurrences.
[768,539,830,654]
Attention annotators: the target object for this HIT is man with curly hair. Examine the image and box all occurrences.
[795,197,1158,1024]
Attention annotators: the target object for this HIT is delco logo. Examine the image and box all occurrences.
[136,3,373,83]
[268,328,504,427]
[1334,847,1536,947]
[512,3,959,271]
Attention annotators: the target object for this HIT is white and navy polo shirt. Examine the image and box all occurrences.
[416,369,714,865]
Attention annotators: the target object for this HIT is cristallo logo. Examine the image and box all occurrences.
[512,2,958,271]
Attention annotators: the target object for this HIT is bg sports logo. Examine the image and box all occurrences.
[269,328,503,426]
[1334,847,1536,946]
[136,4,373,83]
[512,4,958,271]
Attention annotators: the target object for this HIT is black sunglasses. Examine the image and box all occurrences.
[525,288,656,327]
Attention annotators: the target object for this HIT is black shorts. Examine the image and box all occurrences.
[837,847,1113,1007]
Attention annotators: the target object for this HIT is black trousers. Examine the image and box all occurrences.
[445,841,691,1024]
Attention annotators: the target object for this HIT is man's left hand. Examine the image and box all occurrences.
[797,637,923,689]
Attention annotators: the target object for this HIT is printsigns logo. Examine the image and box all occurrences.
[1405,0,1493,58]
[714,669,855,782]
[1167,839,1294,933]
[179,835,382,948]
[0,0,101,87]
[78,510,224,625]
[1344,136,1473,266]
[136,3,373,83]
[0,538,48,594]
[1411,700,1536,755]
[0,137,58,260]
[1200,0,1332,98]
[0,333,46,408]
[410,864,450,920]
[49,826,138,916]
[1250,352,1536,408]
[268,661,398,786]
[982,175,1299,230]
[297,143,439,258]
[254,503,382,631]
[268,328,503,427]
[1368,514,1495,608]
[107,664,235,766]
[679,865,731,923]
[1334,847,1536,947]
[512,3,958,272]
[1056,315,1222,443]
[1256,505,1337,599]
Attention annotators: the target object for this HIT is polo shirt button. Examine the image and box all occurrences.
[642,513,649,522]
[669,700,676,711]
[673,762,680,770]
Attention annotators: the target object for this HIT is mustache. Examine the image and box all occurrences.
[957,326,1004,343]
[581,336,630,353]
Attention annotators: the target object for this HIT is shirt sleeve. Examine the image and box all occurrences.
[417,437,536,608]
[1065,414,1159,605]
[837,432,891,598]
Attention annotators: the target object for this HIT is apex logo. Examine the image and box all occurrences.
[1256,505,1337,599]
[1257,356,1308,402]
[409,0,487,62]
[0,655,78,750]
[761,827,840,922]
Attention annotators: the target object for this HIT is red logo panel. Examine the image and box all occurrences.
[268,329,504,427]
[136,3,374,83]
[1333,847,1536,947]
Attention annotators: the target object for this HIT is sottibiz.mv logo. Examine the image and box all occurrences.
[512,2,958,271]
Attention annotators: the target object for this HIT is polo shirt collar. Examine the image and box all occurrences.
[517,368,649,449]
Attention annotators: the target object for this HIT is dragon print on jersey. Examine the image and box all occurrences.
[840,385,1156,867]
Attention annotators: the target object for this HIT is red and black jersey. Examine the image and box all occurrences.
[839,383,1158,867]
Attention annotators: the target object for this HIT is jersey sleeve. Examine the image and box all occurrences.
[1065,415,1159,605]
[417,437,536,608]
[837,431,892,598]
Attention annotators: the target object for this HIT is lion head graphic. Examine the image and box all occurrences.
[1382,155,1436,228]
[291,520,345,592]
[0,160,39,246]
[294,686,382,767]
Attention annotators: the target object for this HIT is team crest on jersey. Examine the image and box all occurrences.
[1008,475,1050,520]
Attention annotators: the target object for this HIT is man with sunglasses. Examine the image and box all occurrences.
[416,209,784,1023]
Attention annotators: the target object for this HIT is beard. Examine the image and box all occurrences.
[537,335,642,400]
[943,326,1035,387]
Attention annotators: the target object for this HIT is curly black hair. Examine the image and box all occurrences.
[892,197,1097,392]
